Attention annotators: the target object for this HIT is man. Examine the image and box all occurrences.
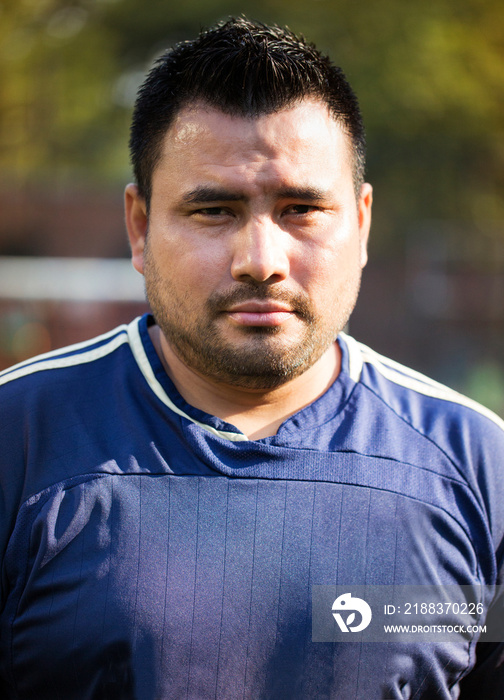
[0,17,503,699]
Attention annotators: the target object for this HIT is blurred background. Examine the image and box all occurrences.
[1,0,503,415]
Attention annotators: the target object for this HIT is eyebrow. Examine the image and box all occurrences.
[276,186,327,202]
[182,187,244,204]
[181,185,328,205]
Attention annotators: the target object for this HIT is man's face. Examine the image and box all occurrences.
[126,99,372,390]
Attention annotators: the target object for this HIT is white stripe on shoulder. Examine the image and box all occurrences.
[339,331,363,383]
[127,318,249,443]
[0,325,129,387]
[0,324,129,379]
[348,335,504,432]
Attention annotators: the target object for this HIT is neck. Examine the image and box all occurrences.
[148,325,341,440]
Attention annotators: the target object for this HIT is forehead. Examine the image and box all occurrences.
[154,99,354,185]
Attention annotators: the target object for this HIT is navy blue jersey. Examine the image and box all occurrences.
[1,313,504,699]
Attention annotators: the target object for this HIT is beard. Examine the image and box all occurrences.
[144,244,361,391]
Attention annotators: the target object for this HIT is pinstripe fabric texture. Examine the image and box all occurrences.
[1,314,503,699]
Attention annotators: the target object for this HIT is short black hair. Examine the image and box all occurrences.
[129,17,366,207]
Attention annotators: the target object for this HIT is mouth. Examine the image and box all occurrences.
[224,300,295,327]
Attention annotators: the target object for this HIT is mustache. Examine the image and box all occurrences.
[207,283,315,322]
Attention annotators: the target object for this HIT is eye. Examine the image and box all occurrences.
[193,207,229,217]
[284,204,320,216]
[189,206,236,225]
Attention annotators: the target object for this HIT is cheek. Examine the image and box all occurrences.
[150,234,229,301]
[299,236,360,281]
[181,249,230,296]
[299,239,363,305]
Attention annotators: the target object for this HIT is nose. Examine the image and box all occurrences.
[230,216,290,283]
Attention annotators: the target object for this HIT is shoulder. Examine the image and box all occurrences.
[340,333,504,530]
[339,334,504,584]
[0,320,138,404]
[0,318,148,532]
[340,331,504,439]
[0,319,140,488]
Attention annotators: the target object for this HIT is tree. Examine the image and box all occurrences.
[1,0,503,251]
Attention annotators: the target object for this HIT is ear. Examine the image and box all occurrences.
[357,182,373,268]
[125,183,148,275]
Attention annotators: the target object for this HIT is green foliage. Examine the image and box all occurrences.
[1,0,503,251]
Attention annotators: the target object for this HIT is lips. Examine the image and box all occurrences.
[225,300,295,327]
